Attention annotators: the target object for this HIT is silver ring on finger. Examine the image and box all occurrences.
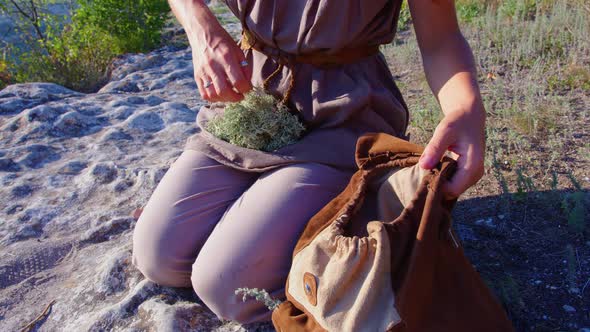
[203,81,213,88]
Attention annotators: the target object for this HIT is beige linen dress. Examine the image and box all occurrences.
[185,0,408,172]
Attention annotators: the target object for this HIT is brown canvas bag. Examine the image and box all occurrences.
[272,133,514,332]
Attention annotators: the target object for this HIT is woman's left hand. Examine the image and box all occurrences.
[418,109,485,199]
[408,0,487,199]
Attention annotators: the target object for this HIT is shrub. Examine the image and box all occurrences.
[455,1,484,23]
[14,21,120,92]
[397,1,411,31]
[75,0,170,53]
[0,58,14,90]
[2,0,170,92]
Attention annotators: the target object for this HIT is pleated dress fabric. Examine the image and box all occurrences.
[184,0,408,173]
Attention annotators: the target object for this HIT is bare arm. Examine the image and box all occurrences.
[168,0,252,102]
[409,0,485,198]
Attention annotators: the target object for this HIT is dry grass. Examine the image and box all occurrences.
[386,0,589,194]
[385,1,589,329]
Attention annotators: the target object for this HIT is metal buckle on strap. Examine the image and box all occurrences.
[240,29,257,51]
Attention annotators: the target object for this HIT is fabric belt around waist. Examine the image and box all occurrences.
[240,29,381,67]
[239,29,381,105]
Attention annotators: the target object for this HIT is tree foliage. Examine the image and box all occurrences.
[1,0,170,92]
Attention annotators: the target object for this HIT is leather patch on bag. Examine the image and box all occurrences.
[303,272,318,306]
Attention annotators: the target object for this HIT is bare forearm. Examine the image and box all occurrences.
[167,0,220,46]
[410,0,486,198]
[421,32,485,122]
[168,0,252,101]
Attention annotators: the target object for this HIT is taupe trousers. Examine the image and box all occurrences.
[131,149,352,323]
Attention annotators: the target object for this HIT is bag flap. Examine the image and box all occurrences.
[355,133,424,169]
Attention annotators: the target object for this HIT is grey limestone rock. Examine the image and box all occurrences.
[24,104,62,122]
[101,127,134,142]
[0,82,82,115]
[16,144,61,168]
[0,33,273,331]
[0,158,21,172]
[0,82,82,103]
[11,184,34,198]
[127,110,165,132]
[81,217,135,244]
[51,111,104,137]
[58,160,88,175]
[90,162,118,184]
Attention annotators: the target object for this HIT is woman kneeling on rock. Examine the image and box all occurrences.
[132,0,487,324]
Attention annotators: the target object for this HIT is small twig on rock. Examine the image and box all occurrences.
[235,287,282,311]
[20,300,56,332]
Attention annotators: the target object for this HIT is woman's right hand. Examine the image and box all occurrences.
[169,0,252,102]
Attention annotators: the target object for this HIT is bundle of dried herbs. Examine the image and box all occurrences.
[206,88,306,152]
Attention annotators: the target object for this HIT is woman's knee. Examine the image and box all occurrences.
[191,253,273,324]
[132,214,192,287]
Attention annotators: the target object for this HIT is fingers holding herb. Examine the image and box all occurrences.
[171,0,252,102]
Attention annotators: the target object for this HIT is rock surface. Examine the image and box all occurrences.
[0,45,273,331]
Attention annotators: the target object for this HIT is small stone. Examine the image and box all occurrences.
[100,80,140,93]
[126,96,145,104]
[101,128,133,142]
[128,111,164,132]
[81,217,135,243]
[113,179,133,192]
[151,167,168,185]
[0,98,37,114]
[106,99,130,108]
[0,158,21,172]
[1,173,18,186]
[145,95,164,106]
[111,106,135,120]
[12,184,34,198]
[563,305,576,313]
[25,104,61,122]
[5,204,24,215]
[161,102,195,124]
[91,163,118,184]
[52,111,98,137]
[17,144,60,168]
[147,79,167,91]
[59,161,88,175]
